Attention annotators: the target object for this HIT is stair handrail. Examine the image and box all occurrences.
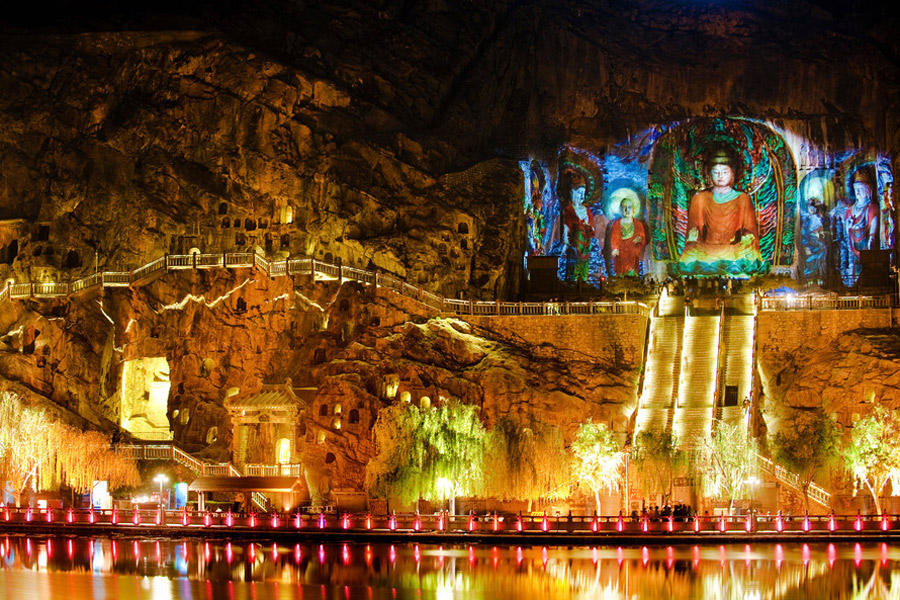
[712,302,726,423]
[635,290,659,410]
[755,451,832,508]
[171,445,204,474]
[0,252,654,318]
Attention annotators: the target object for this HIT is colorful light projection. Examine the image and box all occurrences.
[521,117,894,286]
[797,155,893,287]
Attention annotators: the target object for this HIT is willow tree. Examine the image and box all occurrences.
[482,416,570,510]
[571,419,624,515]
[772,410,840,513]
[0,392,57,505]
[366,399,486,510]
[698,421,757,513]
[631,429,683,506]
[844,404,900,515]
[0,392,139,506]
[55,428,141,493]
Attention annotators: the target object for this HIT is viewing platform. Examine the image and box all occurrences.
[1,251,893,317]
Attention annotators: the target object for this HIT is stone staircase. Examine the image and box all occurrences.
[117,443,271,511]
[672,315,720,447]
[634,314,684,437]
[716,315,755,427]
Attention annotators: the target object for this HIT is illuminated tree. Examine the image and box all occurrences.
[772,410,840,513]
[698,421,757,513]
[0,392,139,506]
[366,399,486,508]
[571,419,624,515]
[844,404,900,515]
[0,393,56,505]
[482,416,570,510]
[631,429,683,506]
[55,428,141,492]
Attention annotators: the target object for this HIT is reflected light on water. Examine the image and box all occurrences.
[1,538,900,598]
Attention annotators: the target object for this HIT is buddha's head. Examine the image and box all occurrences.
[610,187,640,218]
[707,147,741,189]
[568,173,587,205]
[852,170,873,205]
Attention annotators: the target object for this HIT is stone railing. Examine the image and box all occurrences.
[760,294,893,311]
[126,430,174,442]
[0,252,651,317]
[4,506,899,535]
[7,251,889,317]
[244,463,304,477]
[756,452,831,509]
[115,443,269,510]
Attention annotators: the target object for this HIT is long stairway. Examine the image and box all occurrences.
[717,315,756,426]
[634,314,683,437]
[672,315,720,447]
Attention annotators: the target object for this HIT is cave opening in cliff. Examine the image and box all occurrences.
[120,357,172,440]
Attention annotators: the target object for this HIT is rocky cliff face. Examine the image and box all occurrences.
[1,0,899,499]
[0,29,523,301]
[761,325,900,433]
[0,267,642,495]
[2,1,898,301]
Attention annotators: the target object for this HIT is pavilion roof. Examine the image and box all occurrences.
[223,382,316,411]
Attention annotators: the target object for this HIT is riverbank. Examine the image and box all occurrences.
[4,521,900,546]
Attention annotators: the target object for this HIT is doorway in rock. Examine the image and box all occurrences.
[120,357,172,440]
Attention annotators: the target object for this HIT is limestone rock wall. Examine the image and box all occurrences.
[757,309,900,433]
[0,32,523,301]
[0,272,641,493]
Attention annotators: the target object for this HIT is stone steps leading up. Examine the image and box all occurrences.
[673,407,715,447]
[635,313,684,439]
[676,316,720,409]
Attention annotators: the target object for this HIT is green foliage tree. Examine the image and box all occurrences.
[772,410,840,513]
[698,421,757,513]
[631,430,683,506]
[482,416,570,510]
[844,404,900,515]
[571,419,624,514]
[365,399,486,508]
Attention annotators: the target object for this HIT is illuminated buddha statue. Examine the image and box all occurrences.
[609,193,647,276]
[677,148,764,275]
[843,169,879,284]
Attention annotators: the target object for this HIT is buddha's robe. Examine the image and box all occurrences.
[609,218,647,276]
[679,189,761,264]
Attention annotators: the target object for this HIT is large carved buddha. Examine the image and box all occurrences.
[677,148,765,275]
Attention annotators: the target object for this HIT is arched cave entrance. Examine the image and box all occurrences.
[3,240,18,264]
[119,357,172,440]
[276,438,291,465]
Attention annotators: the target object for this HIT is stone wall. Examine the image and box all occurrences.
[461,313,649,370]
[757,307,900,439]
[757,308,893,366]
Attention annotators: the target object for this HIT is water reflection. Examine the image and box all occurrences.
[1,537,900,598]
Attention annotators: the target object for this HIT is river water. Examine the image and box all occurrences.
[1,536,898,599]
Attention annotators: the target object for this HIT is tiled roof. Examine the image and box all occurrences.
[224,385,316,410]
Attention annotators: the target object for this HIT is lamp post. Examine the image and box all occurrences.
[154,474,169,510]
